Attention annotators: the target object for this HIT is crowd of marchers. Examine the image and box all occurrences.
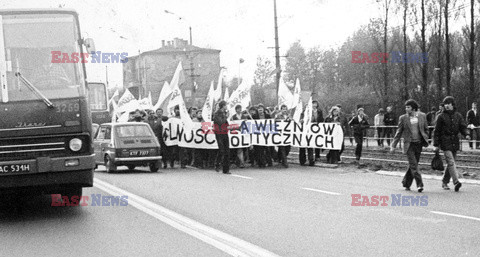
[121,96,480,192]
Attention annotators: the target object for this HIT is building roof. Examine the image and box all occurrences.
[129,45,221,60]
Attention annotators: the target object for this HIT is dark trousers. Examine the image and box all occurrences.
[215,134,230,173]
[354,133,364,160]
[384,128,394,146]
[402,142,424,188]
[165,145,178,167]
[299,147,314,165]
[277,146,290,165]
[468,128,480,148]
[376,128,384,146]
[327,142,344,164]
[254,146,272,167]
[315,148,321,159]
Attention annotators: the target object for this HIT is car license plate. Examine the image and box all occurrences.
[129,150,149,156]
[0,164,31,173]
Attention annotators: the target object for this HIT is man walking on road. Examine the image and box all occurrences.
[466,102,480,149]
[213,100,231,174]
[434,96,470,192]
[391,99,429,192]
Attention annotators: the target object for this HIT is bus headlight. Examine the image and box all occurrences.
[69,138,83,152]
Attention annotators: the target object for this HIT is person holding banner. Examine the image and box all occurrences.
[247,106,259,167]
[312,101,325,161]
[213,100,231,174]
[325,106,343,164]
[153,108,169,169]
[254,104,273,168]
[275,105,291,168]
[231,105,248,168]
[349,107,370,162]
[299,104,315,166]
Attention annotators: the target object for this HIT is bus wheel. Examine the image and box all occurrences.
[127,165,136,171]
[105,156,117,173]
[149,162,159,173]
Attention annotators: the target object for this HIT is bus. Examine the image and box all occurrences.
[89,82,111,125]
[0,9,96,199]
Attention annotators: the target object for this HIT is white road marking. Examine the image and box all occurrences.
[231,174,254,180]
[94,178,280,257]
[302,187,342,196]
[431,211,480,222]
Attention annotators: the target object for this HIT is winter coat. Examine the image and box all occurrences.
[433,110,469,151]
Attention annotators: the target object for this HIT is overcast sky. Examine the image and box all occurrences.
[2,0,468,89]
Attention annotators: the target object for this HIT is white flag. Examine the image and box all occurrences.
[303,96,313,132]
[138,92,153,110]
[227,80,252,119]
[214,69,223,102]
[117,88,135,109]
[154,81,172,110]
[108,89,119,106]
[278,78,294,109]
[223,86,230,102]
[170,62,185,90]
[292,79,303,122]
[202,81,215,122]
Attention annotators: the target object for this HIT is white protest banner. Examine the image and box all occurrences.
[154,81,172,111]
[163,118,217,149]
[278,78,294,109]
[162,118,343,150]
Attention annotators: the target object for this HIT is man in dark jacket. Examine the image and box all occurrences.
[349,107,370,161]
[434,96,470,192]
[213,100,231,174]
[254,104,272,168]
[312,101,324,161]
[466,102,480,149]
[383,105,396,146]
[391,99,429,192]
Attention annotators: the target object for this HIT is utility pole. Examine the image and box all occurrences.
[189,26,193,45]
[273,0,281,105]
[105,65,109,88]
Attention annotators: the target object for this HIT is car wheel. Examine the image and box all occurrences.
[61,187,83,207]
[105,156,117,173]
[127,165,136,171]
[149,161,159,172]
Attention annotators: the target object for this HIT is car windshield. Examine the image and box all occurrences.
[115,125,153,138]
[0,13,84,102]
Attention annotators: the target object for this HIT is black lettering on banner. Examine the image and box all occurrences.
[184,130,194,143]
[283,133,291,144]
[230,135,240,147]
[293,134,302,146]
[177,125,184,141]
[315,135,324,147]
[294,122,303,133]
[194,129,204,144]
[262,132,270,143]
[205,133,215,144]
[273,121,281,133]
[255,133,261,144]
[325,136,334,149]
[272,133,282,145]
[255,120,267,133]
[311,123,320,134]
[284,120,292,132]
[305,134,313,146]
[168,123,177,140]
[241,135,249,146]
[323,124,335,135]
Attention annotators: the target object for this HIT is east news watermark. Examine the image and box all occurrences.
[51,194,128,207]
[351,194,428,206]
[51,51,128,63]
[351,51,428,64]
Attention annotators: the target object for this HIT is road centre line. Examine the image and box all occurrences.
[302,187,342,196]
[431,211,480,222]
[231,174,254,180]
[94,178,280,257]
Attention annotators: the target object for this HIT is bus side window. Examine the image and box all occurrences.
[97,127,106,140]
[105,127,112,140]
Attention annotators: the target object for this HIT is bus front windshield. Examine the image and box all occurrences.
[0,13,85,102]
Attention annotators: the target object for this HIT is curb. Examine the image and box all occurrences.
[375,170,480,185]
